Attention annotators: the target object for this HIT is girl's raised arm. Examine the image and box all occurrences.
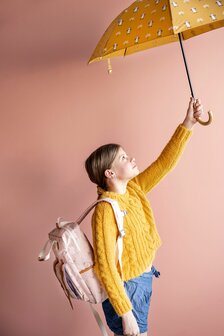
[130,123,193,194]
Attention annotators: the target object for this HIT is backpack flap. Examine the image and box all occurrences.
[53,259,74,309]
[62,262,108,304]
[61,225,108,304]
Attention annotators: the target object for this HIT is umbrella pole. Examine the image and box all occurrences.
[178,33,195,98]
[178,33,212,126]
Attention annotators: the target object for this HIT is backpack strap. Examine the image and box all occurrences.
[99,198,126,279]
[57,198,126,239]
[75,198,125,230]
[100,199,126,278]
[38,239,57,261]
[89,303,109,336]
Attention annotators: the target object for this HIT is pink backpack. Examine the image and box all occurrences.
[38,198,126,336]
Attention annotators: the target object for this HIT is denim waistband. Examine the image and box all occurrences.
[139,265,161,279]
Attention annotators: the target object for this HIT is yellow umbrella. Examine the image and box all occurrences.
[88,0,224,126]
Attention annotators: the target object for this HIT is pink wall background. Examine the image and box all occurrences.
[1,1,224,336]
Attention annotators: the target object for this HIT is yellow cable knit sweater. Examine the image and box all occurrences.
[91,123,193,316]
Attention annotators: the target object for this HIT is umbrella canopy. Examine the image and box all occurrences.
[88,0,224,126]
[88,0,224,64]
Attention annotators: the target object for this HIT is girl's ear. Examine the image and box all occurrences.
[104,169,115,179]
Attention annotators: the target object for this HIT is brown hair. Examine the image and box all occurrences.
[85,143,120,191]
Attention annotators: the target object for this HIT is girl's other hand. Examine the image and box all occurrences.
[121,310,140,336]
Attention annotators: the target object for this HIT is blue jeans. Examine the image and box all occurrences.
[102,265,160,335]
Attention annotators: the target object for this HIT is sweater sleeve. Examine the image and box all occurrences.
[131,124,193,194]
[91,202,133,316]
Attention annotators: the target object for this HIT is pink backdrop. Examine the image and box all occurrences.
[1,1,224,336]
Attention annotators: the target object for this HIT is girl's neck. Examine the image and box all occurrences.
[107,180,128,195]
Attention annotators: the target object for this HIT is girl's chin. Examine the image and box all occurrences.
[133,168,139,176]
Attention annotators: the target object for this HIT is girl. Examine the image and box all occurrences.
[85,97,204,336]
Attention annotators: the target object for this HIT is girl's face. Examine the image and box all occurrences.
[109,147,139,181]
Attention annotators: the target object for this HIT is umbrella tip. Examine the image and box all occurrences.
[107,58,112,75]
